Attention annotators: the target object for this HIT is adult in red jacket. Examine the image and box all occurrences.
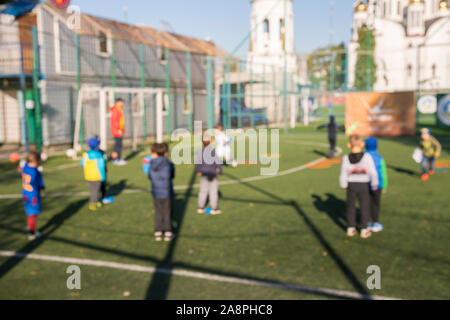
[110,98,126,165]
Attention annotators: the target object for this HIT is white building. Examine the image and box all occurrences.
[348,0,450,92]
[248,0,298,74]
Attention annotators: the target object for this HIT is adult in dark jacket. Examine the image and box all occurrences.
[148,143,175,242]
[316,115,345,158]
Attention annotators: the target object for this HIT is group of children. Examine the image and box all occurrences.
[19,121,441,242]
[339,134,388,239]
[338,127,441,239]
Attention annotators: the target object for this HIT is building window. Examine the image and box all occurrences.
[432,64,436,78]
[279,19,285,39]
[159,47,167,64]
[97,32,110,57]
[383,1,387,16]
[263,18,270,34]
[407,64,412,77]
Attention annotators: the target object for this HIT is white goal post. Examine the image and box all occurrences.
[72,86,165,159]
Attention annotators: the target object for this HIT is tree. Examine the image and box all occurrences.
[354,24,377,91]
[307,42,347,91]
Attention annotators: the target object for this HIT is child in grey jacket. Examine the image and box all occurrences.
[195,135,223,215]
[339,135,378,239]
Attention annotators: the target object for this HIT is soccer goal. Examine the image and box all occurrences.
[72,86,166,159]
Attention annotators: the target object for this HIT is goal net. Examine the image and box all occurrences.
[72,86,165,159]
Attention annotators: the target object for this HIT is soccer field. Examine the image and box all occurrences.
[0,127,449,300]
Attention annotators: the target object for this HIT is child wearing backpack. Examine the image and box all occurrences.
[81,137,107,211]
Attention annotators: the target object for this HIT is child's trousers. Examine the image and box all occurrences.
[346,183,371,229]
[198,176,219,209]
[88,181,101,204]
[369,189,382,223]
[421,156,435,174]
[154,198,172,232]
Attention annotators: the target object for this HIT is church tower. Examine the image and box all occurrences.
[247,0,297,73]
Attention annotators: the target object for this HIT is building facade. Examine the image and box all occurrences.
[0,2,223,147]
[348,0,450,92]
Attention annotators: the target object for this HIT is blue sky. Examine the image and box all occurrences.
[72,0,356,57]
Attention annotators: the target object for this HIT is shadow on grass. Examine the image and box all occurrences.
[387,165,417,176]
[0,198,87,279]
[223,172,371,298]
[124,150,141,162]
[312,193,347,231]
[144,169,197,300]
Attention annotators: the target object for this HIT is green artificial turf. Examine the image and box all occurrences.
[0,128,449,300]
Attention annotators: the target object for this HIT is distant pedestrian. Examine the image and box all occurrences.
[316,115,345,158]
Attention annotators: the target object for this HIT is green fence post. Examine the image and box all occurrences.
[186,52,193,133]
[19,42,28,151]
[32,26,42,151]
[165,48,172,137]
[226,58,232,130]
[111,38,116,96]
[75,33,84,147]
[140,43,147,139]
[366,30,371,92]
[25,90,36,144]
[344,49,349,92]
[237,61,242,129]
[206,55,214,130]
[273,65,277,125]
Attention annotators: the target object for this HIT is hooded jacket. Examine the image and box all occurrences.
[339,152,378,189]
[148,156,175,199]
[365,137,388,190]
[110,105,125,138]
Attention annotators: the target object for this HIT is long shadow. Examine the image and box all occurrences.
[124,150,141,161]
[290,200,369,296]
[0,224,369,300]
[106,179,128,197]
[223,172,371,297]
[313,150,328,158]
[387,165,416,176]
[144,169,197,300]
[312,193,347,231]
[0,199,87,279]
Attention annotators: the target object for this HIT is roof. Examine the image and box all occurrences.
[43,3,226,56]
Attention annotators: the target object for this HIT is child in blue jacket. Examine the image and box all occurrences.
[365,137,388,233]
[148,143,175,242]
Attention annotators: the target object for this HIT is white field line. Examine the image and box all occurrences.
[0,141,341,199]
[0,250,398,300]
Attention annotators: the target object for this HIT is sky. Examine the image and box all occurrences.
[71,0,356,57]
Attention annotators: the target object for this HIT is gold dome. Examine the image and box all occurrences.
[355,1,368,12]
[440,0,448,11]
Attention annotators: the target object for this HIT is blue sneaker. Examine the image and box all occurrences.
[102,196,115,205]
[370,222,384,233]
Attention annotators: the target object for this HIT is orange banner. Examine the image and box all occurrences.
[345,92,416,136]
